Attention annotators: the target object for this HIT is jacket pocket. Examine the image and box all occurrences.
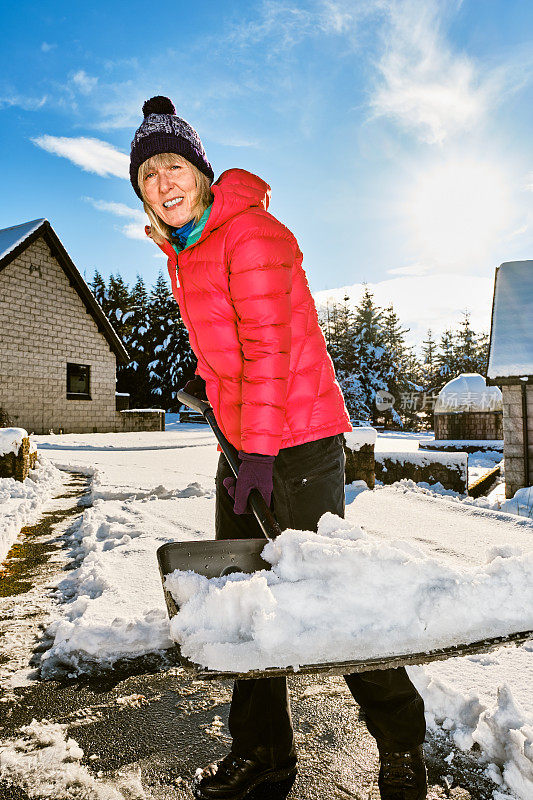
[286,456,344,493]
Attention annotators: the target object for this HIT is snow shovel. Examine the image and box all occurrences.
[157,391,533,680]
[157,389,280,624]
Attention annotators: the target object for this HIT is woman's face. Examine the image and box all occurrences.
[142,158,198,227]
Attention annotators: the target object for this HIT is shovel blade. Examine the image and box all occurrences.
[157,538,270,619]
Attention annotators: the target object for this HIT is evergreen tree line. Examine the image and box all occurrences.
[319,287,489,428]
[90,270,195,412]
[90,272,489,427]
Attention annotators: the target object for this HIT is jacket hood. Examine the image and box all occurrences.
[207,169,271,233]
[148,168,271,259]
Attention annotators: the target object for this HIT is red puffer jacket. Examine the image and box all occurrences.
[153,168,351,455]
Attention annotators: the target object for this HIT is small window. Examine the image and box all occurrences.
[67,363,91,399]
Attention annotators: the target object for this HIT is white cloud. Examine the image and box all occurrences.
[313,273,494,351]
[120,222,149,240]
[32,135,129,178]
[370,0,497,144]
[84,197,148,241]
[227,2,316,50]
[72,70,98,95]
[41,42,56,53]
[84,198,144,220]
[0,94,47,111]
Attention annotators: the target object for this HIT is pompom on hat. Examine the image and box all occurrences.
[129,95,214,199]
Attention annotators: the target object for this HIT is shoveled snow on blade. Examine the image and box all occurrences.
[165,512,533,673]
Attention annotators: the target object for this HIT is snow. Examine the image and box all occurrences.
[500,487,533,519]
[435,373,502,413]
[164,515,532,672]
[0,427,29,457]
[344,427,377,451]
[0,218,45,263]
[375,450,467,475]
[423,439,503,450]
[487,260,533,380]
[0,457,62,564]
[410,657,533,800]
[0,719,146,799]
[120,408,164,413]
[5,424,533,799]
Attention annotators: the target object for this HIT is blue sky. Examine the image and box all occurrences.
[2,0,532,346]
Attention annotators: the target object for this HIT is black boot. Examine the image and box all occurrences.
[378,745,427,800]
[192,751,297,800]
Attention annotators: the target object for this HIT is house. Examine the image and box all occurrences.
[486,260,533,498]
[0,218,163,434]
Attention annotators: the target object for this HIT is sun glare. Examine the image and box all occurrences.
[404,158,512,269]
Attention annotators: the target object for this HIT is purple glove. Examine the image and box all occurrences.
[182,375,207,400]
[223,451,275,515]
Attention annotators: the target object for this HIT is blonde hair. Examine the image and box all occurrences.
[138,152,213,244]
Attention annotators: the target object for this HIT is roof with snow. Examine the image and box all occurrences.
[0,219,46,262]
[435,373,502,413]
[487,260,533,383]
[0,218,128,364]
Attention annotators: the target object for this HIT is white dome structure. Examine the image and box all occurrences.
[435,373,502,414]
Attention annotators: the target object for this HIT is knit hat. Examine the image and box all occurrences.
[130,96,214,199]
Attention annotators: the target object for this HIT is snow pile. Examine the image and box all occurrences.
[0,427,29,457]
[165,512,533,672]
[344,427,377,451]
[0,719,147,799]
[39,500,173,677]
[0,457,62,563]
[39,486,215,677]
[435,373,502,413]
[411,655,533,800]
[500,487,533,519]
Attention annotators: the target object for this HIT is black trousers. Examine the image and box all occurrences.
[215,434,426,765]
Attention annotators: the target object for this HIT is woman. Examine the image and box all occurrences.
[130,96,427,800]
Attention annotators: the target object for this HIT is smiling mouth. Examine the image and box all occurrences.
[163,197,184,208]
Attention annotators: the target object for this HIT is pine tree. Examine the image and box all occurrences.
[420,329,438,391]
[122,275,153,407]
[147,271,196,410]
[320,297,369,422]
[380,304,415,428]
[352,287,387,424]
[104,274,133,396]
[107,274,133,342]
[454,311,478,374]
[436,329,456,388]
[89,270,109,313]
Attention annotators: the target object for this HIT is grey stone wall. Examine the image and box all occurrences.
[119,410,165,432]
[434,411,503,440]
[0,237,119,434]
[502,385,533,498]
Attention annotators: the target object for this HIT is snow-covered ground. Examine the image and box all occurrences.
[0,459,62,563]
[1,423,532,799]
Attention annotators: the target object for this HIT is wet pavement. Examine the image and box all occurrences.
[0,472,500,800]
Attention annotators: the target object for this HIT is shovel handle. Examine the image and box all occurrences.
[177,390,282,540]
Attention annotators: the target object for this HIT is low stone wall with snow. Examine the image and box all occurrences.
[0,428,38,482]
[118,409,165,433]
[375,451,468,493]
